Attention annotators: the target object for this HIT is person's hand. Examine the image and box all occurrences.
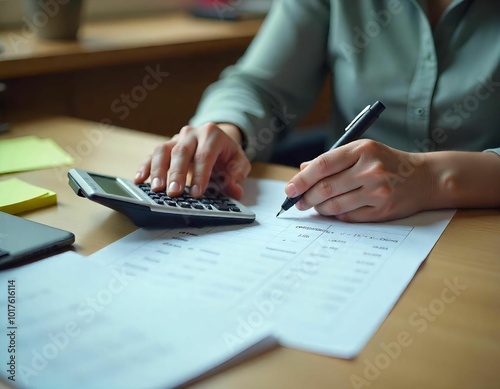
[285,139,432,222]
[135,123,251,199]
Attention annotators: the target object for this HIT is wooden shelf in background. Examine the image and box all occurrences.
[0,11,330,137]
[0,11,263,78]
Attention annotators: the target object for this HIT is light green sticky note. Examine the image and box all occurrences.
[0,135,75,174]
[0,177,57,214]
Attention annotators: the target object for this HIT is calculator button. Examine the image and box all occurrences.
[192,204,204,210]
[201,199,214,204]
[179,202,192,208]
[213,203,230,211]
[230,206,241,212]
[154,199,164,204]
[166,201,177,207]
[204,205,213,210]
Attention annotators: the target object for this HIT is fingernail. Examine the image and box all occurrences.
[285,183,297,197]
[168,181,180,194]
[190,184,200,197]
[152,177,162,189]
[135,172,142,181]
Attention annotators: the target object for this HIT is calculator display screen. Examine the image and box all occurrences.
[91,174,135,199]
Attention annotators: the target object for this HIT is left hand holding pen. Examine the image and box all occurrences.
[285,139,432,222]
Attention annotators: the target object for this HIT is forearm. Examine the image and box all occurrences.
[424,151,500,209]
[189,0,330,161]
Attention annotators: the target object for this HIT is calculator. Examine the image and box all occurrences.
[67,169,256,228]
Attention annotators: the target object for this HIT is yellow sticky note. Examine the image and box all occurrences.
[0,135,75,174]
[0,178,57,214]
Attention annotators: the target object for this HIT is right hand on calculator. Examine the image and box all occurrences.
[134,122,251,200]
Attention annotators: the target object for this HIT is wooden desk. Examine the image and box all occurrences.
[2,117,499,389]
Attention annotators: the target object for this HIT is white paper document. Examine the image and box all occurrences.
[91,178,455,358]
[0,252,276,389]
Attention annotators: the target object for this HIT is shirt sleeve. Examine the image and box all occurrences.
[484,147,500,156]
[189,0,331,161]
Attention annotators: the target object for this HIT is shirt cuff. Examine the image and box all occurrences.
[484,147,500,156]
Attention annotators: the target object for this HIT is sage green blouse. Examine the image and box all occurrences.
[190,0,500,161]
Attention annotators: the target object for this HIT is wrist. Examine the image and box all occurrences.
[404,151,436,211]
[421,151,500,209]
[420,152,454,210]
[216,123,245,148]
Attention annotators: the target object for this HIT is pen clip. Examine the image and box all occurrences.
[345,105,371,132]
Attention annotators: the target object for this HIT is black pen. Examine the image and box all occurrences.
[276,101,386,217]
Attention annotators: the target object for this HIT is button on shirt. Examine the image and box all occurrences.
[190,0,500,161]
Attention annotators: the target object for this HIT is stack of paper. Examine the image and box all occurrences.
[0,135,74,174]
[0,178,455,388]
[0,178,57,214]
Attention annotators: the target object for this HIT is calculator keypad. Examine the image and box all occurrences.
[136,183,241,213]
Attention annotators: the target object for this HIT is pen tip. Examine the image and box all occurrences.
[276,209,283,217]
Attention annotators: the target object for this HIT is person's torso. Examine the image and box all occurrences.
[327,0,500,153]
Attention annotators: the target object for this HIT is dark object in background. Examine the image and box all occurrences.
[191,0,238,21]
[22,0,84,40]
[190,0,270,21]
[0,83,10,134]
